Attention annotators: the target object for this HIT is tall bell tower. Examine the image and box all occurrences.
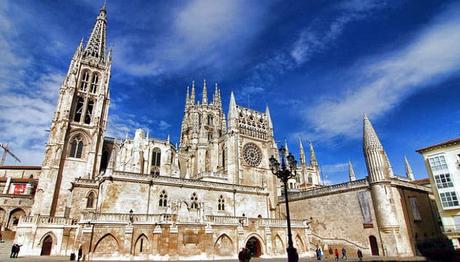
[32,5,112,217]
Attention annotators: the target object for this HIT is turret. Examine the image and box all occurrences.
[363,114,394,183]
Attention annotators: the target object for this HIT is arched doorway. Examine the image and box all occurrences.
[245,236,262,257]
[369,235,379,256]
[7,208,25,231]
[40,235,53,256]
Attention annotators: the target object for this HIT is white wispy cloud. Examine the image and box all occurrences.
[303,2,460,140]
[0,2,64,165]
[113,0,270,78]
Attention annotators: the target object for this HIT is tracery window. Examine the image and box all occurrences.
[190,192,199,209]
[86,192,95,208]
[69,136,84,158]
[218,195,225,211]
[84,99,94,124]
[150,148,161,175]
[159,190,167,207]
[73,97,85,122]
[207,114,213,125]
[80,71,90,91]
[90,73,99,93]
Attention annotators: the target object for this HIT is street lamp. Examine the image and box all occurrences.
[269,146,299,262]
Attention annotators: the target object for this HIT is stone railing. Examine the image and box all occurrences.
[206,215,248,225]
[280,179,369,202]
[19,215,78,226]
[110,171,267,194]
[80,212,176,224]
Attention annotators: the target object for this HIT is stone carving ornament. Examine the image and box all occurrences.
[242,142,262,167]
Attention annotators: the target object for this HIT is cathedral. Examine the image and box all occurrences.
[0,5,443,260]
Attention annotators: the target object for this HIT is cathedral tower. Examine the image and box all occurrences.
[178,81,225,178]
[32,6,111,217]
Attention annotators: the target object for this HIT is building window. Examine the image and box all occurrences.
[190,192,198,209]
[429,156,448,172]
[73,96,84,122]
[218,195,225,211]
[159,190,167,207]
[69,136,84,158]
[409,197,422,221]
[90,74,99,93]
[86,192,95,208]
[150,148,161,175]
[440,192,460,208]
[80,71,90,91]
[207,114,213,125]
[434,173,454,189]
[84,99,94,124]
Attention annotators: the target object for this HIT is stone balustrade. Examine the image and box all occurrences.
[19,215,78,226]
[281,179,369,202]
[80,212,176,224]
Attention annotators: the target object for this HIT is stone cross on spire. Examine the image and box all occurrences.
[84,3,107,63]
[404,156,415,180]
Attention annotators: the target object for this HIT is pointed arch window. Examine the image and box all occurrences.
[190,192,199,209]
[86,192,96,208]
[159,190,167,207]
[90,73,99,93]
[84,99,94,124]
[80,71,90,91]
[150,148,161,175]
[69,136,84,158]
[218,195,225,211]
[207,114,213,125]
[73,97,85,122]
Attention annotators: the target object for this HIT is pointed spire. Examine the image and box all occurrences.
[190,81,196,105]
[228,91,238,130]
[84,4,108,63]
[202,79,208,105]
[404,156,415,180]
[363,114,394,183]
[299,138,306,165]
[284,139,289,155]
[185,86,190,109]
[348,161,357,181]
[212,83,218,106]
[264,105,273,130]
[309,142,318,167]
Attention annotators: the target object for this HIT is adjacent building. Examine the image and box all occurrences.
[417,137,460,248]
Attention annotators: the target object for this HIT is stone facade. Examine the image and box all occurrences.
[7,4,442,261]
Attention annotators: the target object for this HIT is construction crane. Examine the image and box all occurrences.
[0,143,21,166]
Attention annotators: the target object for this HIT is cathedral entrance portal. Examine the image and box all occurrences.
[245,237,262,257]
[40,235,53,256]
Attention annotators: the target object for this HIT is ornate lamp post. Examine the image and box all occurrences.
[269,146,299,262]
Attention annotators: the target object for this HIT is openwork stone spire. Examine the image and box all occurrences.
[202,80,208,105]
[84,5,107,63]
[309,142,318,167]
[404,156,415,180]
[299,138,306,165]
[363,114,394,183]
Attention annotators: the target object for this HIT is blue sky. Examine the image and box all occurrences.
[1,0,459,184]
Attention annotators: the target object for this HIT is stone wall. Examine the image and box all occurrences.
[280,187,381,258]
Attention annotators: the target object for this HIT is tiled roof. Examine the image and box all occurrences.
[416,137,460,153]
